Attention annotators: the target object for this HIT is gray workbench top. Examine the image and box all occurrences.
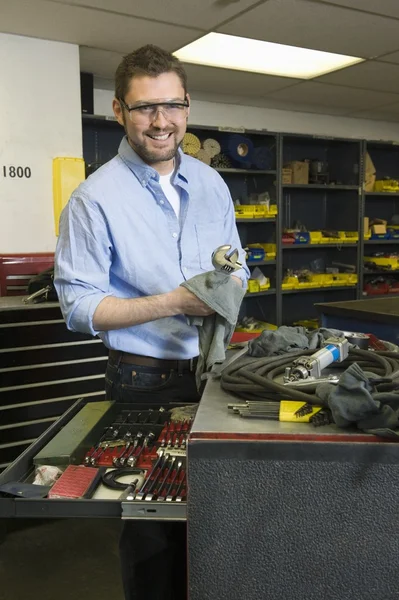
[191,373,375,442]
[316,297,399,324]
[0,297,59,311]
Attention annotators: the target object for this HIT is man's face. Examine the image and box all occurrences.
[113,72,190,168]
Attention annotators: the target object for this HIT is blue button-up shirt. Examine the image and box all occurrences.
[55,136,249,359]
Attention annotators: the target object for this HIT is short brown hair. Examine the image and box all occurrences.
[115,44,188,100]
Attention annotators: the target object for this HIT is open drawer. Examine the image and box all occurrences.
[0,398,189,521]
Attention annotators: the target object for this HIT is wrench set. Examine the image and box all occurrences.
[82,407,191,503]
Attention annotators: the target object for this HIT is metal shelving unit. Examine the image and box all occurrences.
[283,184,359,191]
[282,243,358,249]
[282,286,357,295]
[81,116,399,327]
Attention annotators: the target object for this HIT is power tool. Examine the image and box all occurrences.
[283,337,349,383]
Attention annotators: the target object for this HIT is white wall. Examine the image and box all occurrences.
[0,33,82,253]
[94,87,399,142]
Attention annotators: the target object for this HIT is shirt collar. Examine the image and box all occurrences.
[118,136,189,187]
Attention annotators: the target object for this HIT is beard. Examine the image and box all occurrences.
[129,134,181,164]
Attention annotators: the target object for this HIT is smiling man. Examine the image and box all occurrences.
[54,45,248,600]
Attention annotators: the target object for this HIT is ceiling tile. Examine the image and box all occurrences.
[347,103,399,122]
[80,47,122,79]
[266,81,399,111]
[0,0,199,54]
[317,61,399,94]
[219,0,399,58]
[183,64,300,97]
[314,0,399,19]
[378,51,399,65]
[44,0,263,30]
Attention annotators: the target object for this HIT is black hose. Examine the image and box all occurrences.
[220,349,399,404]
[102,468,144,490]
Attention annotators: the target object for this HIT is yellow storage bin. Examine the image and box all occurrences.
[282,276,298,290]
[364,231,371,240]
[259,278,271,291]
[268,204,278,216]
[338,231,359,243]
[53,157,86,235]
[310,274,329,287]
[347,274,358,285]
[259,243,277,259]
[374,179,399,192]
[248,279,260,293]
[309,231,322,244]
[253,205,268,218]
[235,205,255,219]
[364,256,399,269]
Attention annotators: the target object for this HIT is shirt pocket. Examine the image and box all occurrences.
[195,219,226,270]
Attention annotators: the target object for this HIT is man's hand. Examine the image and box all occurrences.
[168,287,215,316]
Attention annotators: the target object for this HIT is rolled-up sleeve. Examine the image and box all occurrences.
[221,180,250,288]
[54,192,114,336]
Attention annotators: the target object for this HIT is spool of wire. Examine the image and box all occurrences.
[182,133,201,156]
[203,138,221,159]
[252,146,273,170]
[196,149,212,166]
[222,134,254,167]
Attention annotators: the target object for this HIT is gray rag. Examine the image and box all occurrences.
[181,271,245,389]
[317,363,399,438]
[248,326,344,357]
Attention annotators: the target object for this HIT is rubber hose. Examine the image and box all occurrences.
[220,349,399,404]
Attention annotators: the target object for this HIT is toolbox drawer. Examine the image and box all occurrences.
[0,398,188,521]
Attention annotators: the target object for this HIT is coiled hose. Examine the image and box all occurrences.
[220,349,399,404]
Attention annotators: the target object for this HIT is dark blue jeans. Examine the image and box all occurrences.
[105,356,200,600]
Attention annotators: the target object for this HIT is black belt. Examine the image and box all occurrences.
[109,350,198,372]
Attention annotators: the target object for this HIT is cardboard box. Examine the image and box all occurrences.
[282,168,292,184]
[372,224,387,235]
[285,161,309,184]
[364,152,376,192]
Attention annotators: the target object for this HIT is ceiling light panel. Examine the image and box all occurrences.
[174,33,364,79]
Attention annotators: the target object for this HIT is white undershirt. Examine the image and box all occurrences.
[159,170,181,219]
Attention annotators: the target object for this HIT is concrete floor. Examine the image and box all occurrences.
[0,519,125,600]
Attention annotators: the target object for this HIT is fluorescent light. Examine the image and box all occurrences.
[174,33,364,79]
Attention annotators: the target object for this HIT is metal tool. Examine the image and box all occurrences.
[283,337,349,383]
[90,426,120,466]
[135,451,165,501]
[84,426,116,465]
[121,478,140,501]
[113,431,133,466]
[23,285,52,304]
[145,454,174,502]
[211,244,242,274]
[149,456,176,502]
[166,461,183,502]
[174,471,186,502]
[127,431,156,467]
[121,431,143,466]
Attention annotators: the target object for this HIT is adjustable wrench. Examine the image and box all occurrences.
[211,245,242,274]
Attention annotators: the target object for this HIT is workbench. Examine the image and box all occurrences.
[317,297,399,344]
[187,375,399,600]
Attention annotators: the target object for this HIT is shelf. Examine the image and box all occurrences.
[282,286,357,295]
[282,243,357,249]
[236,218,276,223]
[283,184,358,191]
[364,270,399,275]
[364,240,399,245]
[366,192,399,197]
[217,168,276,175]
[247,260,276,266]
[245,289,276,297]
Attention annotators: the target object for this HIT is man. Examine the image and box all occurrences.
[55,45,248,600]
